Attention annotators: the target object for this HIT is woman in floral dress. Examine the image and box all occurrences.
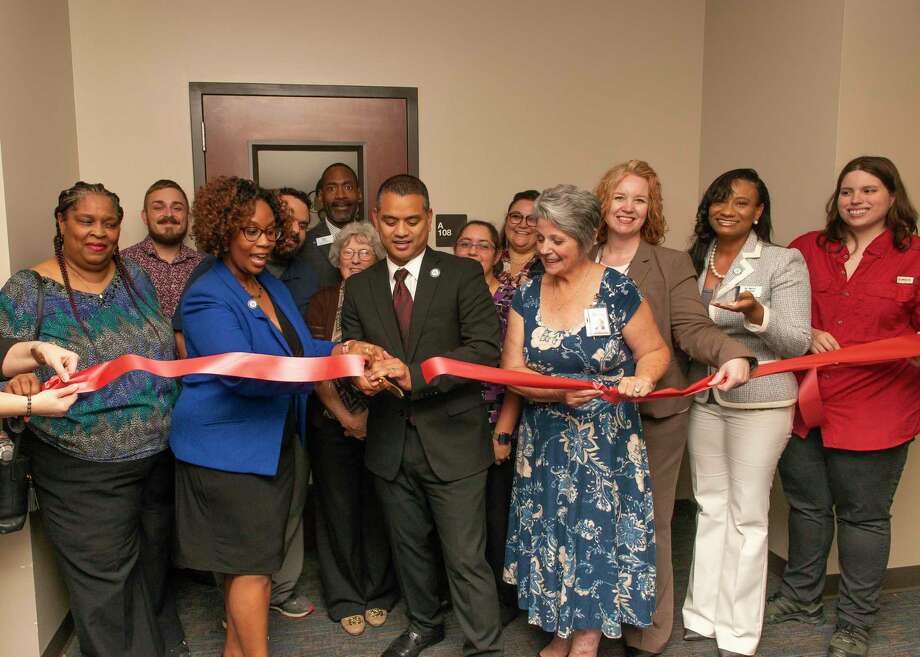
[502,185,670,657]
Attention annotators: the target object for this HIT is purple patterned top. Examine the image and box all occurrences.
[484,281,516,424]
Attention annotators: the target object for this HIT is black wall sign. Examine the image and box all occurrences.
[434,214,467,247]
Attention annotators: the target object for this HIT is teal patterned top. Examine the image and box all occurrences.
[0,262,178,462]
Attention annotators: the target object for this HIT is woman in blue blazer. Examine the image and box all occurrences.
[170,177,377,657]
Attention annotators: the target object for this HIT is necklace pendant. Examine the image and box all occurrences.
[247,299,258,309]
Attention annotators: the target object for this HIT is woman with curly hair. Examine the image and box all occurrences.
[170,177,382,657]
[593,160,754,657]
[0,182,186,657]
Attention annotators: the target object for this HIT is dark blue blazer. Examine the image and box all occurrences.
[169,261,333,475]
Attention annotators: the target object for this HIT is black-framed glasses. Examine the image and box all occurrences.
[240,225,283,242]
[507,212,538,227]
[341,248,373,261]
[455,239,496,252]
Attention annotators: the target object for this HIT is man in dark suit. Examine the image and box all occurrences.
[301,162,363,287]
[341,175,503,657]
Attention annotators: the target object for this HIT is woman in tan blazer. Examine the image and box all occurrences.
[593,160,755,657]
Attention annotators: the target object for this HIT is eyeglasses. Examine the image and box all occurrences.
[240,225,283,242]
[507,212,538,227]
[341,248,373,261]
[456,239,496,252]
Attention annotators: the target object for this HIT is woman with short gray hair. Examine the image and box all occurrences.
[307,223,398,637]
[503,184,671,657]
[532,184,603,254]
[326,221,385,267]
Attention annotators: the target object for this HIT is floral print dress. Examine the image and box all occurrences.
[503,268,656,638]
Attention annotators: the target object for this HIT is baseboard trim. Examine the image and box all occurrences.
[768,551,920,595]
[43,612,72,657]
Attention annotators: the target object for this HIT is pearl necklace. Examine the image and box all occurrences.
[708,243,727,279]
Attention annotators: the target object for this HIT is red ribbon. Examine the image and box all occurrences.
[41,335,920,431]
[420,334,920,427]
[44,352,367,393]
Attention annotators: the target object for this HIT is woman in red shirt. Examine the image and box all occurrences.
[768,156,920,657]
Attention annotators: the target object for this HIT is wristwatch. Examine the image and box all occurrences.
[494,431,513,445]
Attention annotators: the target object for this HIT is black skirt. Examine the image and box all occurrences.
[174,431,295,575]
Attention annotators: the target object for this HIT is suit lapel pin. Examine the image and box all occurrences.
[430,268,441,278]
[247,299,258,309]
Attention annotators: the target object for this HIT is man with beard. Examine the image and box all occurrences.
[267,187,319,317]
[122,179,204,318]
[302,163,363,287]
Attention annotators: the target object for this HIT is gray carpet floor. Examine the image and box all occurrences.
[63,502,920,657]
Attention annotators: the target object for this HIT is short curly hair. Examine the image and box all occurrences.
[191,177,292,256]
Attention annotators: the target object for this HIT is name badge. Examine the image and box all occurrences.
[896,276,914,284]
[584,305,611,337]
[315,234,334,247]
[739,284,763,297]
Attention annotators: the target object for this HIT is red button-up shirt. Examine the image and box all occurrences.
[789,230,920,450]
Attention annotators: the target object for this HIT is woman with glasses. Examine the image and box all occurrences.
[453,220,523,625]
[305,223,399,637]
[170,177,382,657]
[499,190,543,286]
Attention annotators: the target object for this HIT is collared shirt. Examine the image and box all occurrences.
[121,236,205,318]
[789,229,920,450]
[386,250,426,297]
[326,219,342,239]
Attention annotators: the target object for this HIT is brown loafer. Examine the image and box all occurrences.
[365,607,388,627]
[341,614,366,636]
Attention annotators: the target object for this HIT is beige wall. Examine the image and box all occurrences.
[699,0,844,246]
[833,0,920,571]
[67,0,707,250]
[0,0,80,272]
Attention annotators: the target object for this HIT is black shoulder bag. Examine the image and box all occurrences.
[0,271,45,534]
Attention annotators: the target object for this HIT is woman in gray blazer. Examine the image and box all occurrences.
[681,169,811,657]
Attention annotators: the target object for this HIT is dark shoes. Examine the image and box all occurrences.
[683,627,712,641]
[381,626,446,657]
[499,602,520,627]
[624,646,660,657]
[827,624,869,657]
[166,640,191,657]
[765,591,826,625]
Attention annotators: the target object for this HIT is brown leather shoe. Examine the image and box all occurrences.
[365,608,388,627]
[341,614,366,636]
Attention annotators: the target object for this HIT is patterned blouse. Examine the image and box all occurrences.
[121,236,205,319]
[483,281,517,424]
[0,262,178,462]
[498,249,542,288]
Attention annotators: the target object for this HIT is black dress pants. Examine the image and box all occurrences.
[26,438,183,657]
[484,456,516,610]
[375,426,502,657]
[777,429,910,630]
[310,416,398,620]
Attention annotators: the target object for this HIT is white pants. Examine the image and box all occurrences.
[682,402,793,655]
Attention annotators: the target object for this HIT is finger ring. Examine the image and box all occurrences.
[633,384,642,393]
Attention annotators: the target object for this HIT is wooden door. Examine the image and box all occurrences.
[190,83,418,219]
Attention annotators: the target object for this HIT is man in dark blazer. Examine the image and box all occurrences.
[300,162,364,288]
[341,174,503,657]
